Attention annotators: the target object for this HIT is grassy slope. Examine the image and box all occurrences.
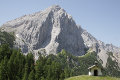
[65,75,120,80]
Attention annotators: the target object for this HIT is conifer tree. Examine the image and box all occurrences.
[22,63,29,80]
[0,57,8,80]
[28,70,35,80]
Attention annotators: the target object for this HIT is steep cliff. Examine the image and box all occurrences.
[0,5,120,67]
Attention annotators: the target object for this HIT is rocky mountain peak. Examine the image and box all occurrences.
[1,5,85,57]
[49,5,62,11]
[0,5,120,67]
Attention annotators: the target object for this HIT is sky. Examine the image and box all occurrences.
[0,0,120,47]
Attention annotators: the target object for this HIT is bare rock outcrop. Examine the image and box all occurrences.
[1,5,120,66]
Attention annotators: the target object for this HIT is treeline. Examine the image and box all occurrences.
[104,52,120,77]
[0,44,120,80]
[0,44,74,80]
[0,44,101,80]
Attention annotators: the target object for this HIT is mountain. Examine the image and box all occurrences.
[0,5,120,67]
[81,29,120,67]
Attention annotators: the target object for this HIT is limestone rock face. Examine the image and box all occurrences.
[1,5,120,66]
[1,5,86,58]
[81,29,120,67]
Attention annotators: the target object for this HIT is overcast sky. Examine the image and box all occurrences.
[0,0,120,47]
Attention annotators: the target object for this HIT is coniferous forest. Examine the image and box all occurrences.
[0,30,120,80]
[0,44,120,80]
[0,44,76,80]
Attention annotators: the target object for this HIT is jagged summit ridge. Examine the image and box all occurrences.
[48,5,62,11]
[2,5,72,29]
[0,5,120,66]
[1,5,85,57]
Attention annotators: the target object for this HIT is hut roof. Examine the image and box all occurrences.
[88,65,99,69]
